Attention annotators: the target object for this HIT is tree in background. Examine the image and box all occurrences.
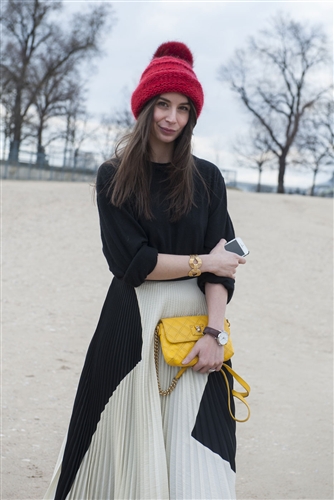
[233,126,274,192]
[61,84,87,168]
[293,98,334,195]
[219,14,331,193]
[100,108,135,161]
[99,89,135,161]
[33,66,81,164]
[0,0,61,161]
[1,0,114,162]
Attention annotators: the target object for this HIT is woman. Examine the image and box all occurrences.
[45,41,246,500]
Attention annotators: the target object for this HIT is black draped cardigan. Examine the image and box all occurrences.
[96,155,235,301]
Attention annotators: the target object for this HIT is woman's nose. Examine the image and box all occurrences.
[166,108,177,123]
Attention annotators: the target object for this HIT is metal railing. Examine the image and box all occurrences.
[2,148,100,182]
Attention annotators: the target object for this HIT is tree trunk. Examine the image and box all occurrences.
[2,109,10,161]
[8,92,22,163]
[257,166,262,193]
[37,118,44,153]
[74,148,79,169]
[277,153,288,193]
[63,115,70,168]
[310,167,318,196]
[8,140,20,163]
[36,116,46,167]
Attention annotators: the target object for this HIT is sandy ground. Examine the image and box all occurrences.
[1,180,333,500]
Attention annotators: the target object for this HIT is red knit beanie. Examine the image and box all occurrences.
[131,41,204,119]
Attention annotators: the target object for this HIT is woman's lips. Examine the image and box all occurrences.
[159,126,177,135]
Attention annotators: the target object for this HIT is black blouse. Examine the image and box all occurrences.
[96,156,235,302]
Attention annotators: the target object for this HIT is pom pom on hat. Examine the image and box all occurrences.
[153,41,194,67]
[131,41,204,119]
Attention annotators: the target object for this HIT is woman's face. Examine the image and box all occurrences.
[150,93,190,146]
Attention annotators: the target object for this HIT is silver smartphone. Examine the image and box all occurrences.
[224,237,249,257]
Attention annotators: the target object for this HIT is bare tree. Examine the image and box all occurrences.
[1,101,13,161]
[61,86,87,168]
[1,0,114,162]
[69,110,99,170]
[32,66,82,163]
[99,115,117,161]
[99,105,135,161]
[1,0,62,161]
[294,99,334,195]
[219,14,330,193]
[111,107,135,147]
[1,81,36,156]
[233,126,274,192]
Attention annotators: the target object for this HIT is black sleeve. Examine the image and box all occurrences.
[96,162,158,287]
[197,165,235,303]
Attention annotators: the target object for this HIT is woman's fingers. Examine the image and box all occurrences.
[210,238,227,254]
[189,336,225,373]
[220,252,246,278]
[182,344,199,365]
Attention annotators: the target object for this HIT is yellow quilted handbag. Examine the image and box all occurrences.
[154,315,251,422]
[156,315,234,367]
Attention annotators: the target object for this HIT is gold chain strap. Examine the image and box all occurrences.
[154,326,182,396]
[154,324,250,421]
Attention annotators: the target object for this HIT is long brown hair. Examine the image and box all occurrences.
[107,96,206,221]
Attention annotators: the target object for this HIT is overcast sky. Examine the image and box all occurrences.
[65,1,333,187]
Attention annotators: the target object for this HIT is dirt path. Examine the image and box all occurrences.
[2,181,333,499]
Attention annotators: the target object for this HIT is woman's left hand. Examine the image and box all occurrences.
[182,335,224,374]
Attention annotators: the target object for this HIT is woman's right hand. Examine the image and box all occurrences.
[204,239,246,279]
[146,239,246,282]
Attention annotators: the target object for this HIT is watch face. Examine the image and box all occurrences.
[217,331,228,346]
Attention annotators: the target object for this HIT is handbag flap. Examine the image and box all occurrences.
[159,315,208,344]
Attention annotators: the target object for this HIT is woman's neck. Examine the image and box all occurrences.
[149,139,174,164]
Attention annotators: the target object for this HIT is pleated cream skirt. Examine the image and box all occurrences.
[44,279,236,500]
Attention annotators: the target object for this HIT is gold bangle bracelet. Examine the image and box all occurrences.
[188,254,202,277]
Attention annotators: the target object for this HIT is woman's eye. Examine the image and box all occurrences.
[179,106,190,112]
[157,101,168,107]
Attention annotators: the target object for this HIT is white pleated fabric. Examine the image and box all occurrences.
[44,279,236,500]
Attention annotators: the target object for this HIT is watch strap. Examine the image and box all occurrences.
[203,326,221,338]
